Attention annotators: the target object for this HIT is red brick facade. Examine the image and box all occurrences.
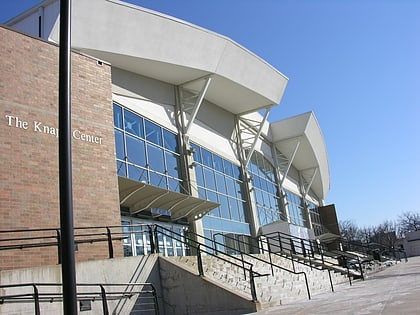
[0,26,122,270]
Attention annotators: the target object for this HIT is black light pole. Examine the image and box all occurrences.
[58,0,77,314]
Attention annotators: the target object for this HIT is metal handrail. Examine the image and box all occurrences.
[153,224,262,302]
[0,282,159,315]
[207,231,313,299]
[261,231,364,283]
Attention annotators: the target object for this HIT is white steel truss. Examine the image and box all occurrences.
[299,167,318,198]
[237,108,271,168]
[178,75,212,140]
[273,137,301,190]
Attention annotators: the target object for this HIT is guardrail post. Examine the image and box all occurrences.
[56,229,62,264]
[249,267,257,302]
[100,284,109,315]
[106,227,114,259]
[197,245,204,276]
[148,225,156,253]
[290,238,296,255]
[310,241,314,258]
[32,284,40,315]
[301,239,306,257]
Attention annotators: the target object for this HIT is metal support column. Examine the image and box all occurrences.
[58,0,77,314]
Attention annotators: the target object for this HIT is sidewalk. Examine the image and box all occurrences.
[251,256,420,315]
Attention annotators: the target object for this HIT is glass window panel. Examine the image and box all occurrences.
[198,187,207,200]
[201,148,213,167]
[168,177,181,193]
[233,164,241,180]
[204,167,216,191]
[124,110,143,137]
[163,129,178,152]
[213,155,223,172]
[117,161,126,177]
[195,165,205,187]
[150,171,167,189]
[147,143,165,173]
[113,103,123,129]
[218,194,230,219]
[207,190,218,203]
[253,176,261,190]
[223,160,234,177]
[145,120,163,146]
[230,198,240,221]
[114,129,125,160]
[126,135,146,167]
[215,172,227,194]
[128,164,147,182]
[225,177,236,196]
[165,151,179,178]
[233,180,242,198]
[191,143,201,164]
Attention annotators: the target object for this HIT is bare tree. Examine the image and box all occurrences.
[398,211,420,237]
[339,220,360,241]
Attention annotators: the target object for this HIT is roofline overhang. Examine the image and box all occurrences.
[26,0,287,115]
[270,112,330,200]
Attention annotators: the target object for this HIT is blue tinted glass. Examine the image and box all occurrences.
[253,176,261,190]
[215,172,227,194]
[168,177,181,193]
[233,165,241,180]
[213,155,223,172]
[163,129,178,152]
[204,168,216,191]
[198,187,207,200]
[150,171,166,189]
[191,143,201,164]
[128,164,147,182]
[201,148,213,167]
[225,177,236,196]
[126,135,146,167]
[218,194,230,219]
[147,143,165,173]
[195,165,205,187]
[124,110,143,137]
[117,161,126,177]
[145,120,163,146]
[114,130,125,160]
[207,190,218,203]
[233,180,242,198]
[223,160,234,177]
[229,198,240,221]
[113,103,123,129]
[165,151,179,178]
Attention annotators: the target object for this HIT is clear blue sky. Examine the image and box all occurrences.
[1,0,419,228]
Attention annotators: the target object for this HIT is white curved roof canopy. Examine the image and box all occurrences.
[270,112,330,200]
[45,0,288,114]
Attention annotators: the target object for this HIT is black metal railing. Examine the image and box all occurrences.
[259,231,365,283]
[153,225,263,302]
[198,230,312,299]
[0,282,158,315]
[0,226,129,264]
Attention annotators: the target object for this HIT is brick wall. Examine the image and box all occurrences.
[0,26,123,270]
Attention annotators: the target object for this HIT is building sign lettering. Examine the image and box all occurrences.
[5,115,103,145]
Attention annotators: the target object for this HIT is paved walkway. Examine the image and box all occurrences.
[251,256,420,315]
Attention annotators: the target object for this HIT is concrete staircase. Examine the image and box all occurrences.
[165,252,354,308]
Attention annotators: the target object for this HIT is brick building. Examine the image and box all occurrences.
[1,0,337,271]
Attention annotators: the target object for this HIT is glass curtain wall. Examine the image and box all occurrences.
[190,142,250,252]
[308,201,325,236]
[248,151,286,226]
[113,103,185,193]
[284,190,309,228]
